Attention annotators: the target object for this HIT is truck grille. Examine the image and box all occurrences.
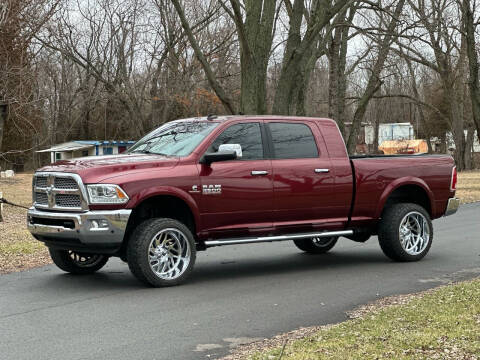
[35,192,48,205]
[35,176,48,188]
[54,177,79,189]
[33,173,87,211]
[55,194,81,208]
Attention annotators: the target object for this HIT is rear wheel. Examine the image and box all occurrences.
[127,218,196,287]
[48,248,109,274]
[378,203,433,262]
[294,236,338,254]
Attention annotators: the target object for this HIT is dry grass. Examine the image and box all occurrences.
[456,170,480,204]
[0,173,50,273]
[230,279,480,360]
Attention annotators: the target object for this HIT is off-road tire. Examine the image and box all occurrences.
[127,218,196,287]
[378,203,433,262]
[294,236,338,254]
[48,248,109,274]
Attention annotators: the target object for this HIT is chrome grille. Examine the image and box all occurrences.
[54,177,78,189]
[35,192,48,205]
[33,172,87,211]
[35,176,48,188]
[55,194,81,208]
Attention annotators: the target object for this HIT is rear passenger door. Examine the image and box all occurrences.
[266,120,348,231]
[198,121,273,239]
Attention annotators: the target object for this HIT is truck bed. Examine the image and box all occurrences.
[349,154,455,222]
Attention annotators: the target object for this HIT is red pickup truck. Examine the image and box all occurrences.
[28,116,459,286]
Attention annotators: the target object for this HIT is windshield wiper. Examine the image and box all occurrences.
[130,149,170,156]
[130,149,153,154]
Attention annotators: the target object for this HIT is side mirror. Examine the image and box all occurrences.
[201,151,237,165]
[218,144,242,158]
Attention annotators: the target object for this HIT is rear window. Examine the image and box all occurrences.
[268,122,319,159]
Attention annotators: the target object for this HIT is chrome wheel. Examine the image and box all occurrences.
[399,211,430,255]
[312,237,336,248]
[148,228,191,280]
[68,251,105,268]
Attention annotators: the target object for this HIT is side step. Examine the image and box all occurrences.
[204,230,353,248]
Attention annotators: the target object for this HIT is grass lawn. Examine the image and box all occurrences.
[456,170,480,204]
[0,173,50,273]
[236,279,480,360]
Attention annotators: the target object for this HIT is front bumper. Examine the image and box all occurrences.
[444,197,460,217]
[27,207,131,252]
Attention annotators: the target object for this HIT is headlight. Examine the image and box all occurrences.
[86,184,129,204]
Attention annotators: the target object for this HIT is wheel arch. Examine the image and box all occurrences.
[376,178,435,218]
[121,190,200,258]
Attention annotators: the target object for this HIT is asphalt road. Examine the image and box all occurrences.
[1,203,479,360]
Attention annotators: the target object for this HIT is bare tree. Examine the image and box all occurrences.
[171,0,236,114]
[395,0,471,169]
[0,0,59,168]
[346,0,406,153]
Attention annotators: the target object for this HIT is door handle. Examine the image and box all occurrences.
[251,170,269,176]
[314,168,330,173]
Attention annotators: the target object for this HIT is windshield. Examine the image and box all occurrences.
[128,121,219,157]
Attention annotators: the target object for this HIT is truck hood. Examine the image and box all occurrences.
[37,154,179,183]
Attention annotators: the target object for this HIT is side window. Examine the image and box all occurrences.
[268,122,319,159]
[207,122,264,160]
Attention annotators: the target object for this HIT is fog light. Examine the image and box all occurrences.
[90,219,109,230]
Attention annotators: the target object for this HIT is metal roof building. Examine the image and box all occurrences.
[37,140,135,163]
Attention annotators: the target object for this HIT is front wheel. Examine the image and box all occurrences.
[378,203,433,262]
[294,236,338,254]
[127,218,196,287]
[48,249,109,274]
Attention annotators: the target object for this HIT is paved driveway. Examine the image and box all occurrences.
[1,203,479,360]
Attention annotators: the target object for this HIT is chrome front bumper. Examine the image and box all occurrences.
[444,198,460,217]
[27,207,131,246]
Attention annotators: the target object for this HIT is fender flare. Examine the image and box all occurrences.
[374,177,435,218]
[127,186,201,231]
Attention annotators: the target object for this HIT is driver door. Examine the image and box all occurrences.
[198,121,274,239]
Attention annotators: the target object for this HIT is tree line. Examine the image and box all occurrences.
[0,0,479,170]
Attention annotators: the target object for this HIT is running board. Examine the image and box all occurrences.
[204,230,353,248]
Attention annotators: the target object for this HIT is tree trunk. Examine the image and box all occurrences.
[450,97,466,170]
[446,31,469,171]
[440,133,447,154]
[462,0,480,145]
[235,0,276,114]
[464,123,474,169]
[406,60,431,153]
[294,52,317,116]
[327,6,355,136]
[0,104,6,153]
[272,0,351,115]
[327,25,341,120]
[373,113,380,153]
